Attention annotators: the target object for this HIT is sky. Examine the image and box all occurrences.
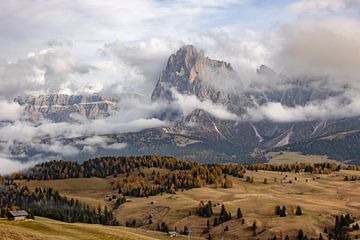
[0,0,359,98]
[0,0,360,174]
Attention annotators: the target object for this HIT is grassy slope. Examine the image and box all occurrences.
[17,166,360,239]
[112,170,360,239]
[22,177,114,209]
[0,217,198,240]
[267,152,336,164]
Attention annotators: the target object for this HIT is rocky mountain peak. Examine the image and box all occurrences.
[151,45,238,105]
[169,45,204,69]
[256,64,276,77]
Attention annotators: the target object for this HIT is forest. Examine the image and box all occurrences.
[0,184,118,225]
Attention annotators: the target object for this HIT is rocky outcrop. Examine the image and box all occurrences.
[15,94,117,122]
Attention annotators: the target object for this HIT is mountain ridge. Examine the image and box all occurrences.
[9,45,360,164]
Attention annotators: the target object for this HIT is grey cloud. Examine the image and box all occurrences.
[274,18,360,81]
[0,49,94,98]
[0,100,24,121]
[101,38,182,96]
[288,0,360,13]
[46,39,73,47]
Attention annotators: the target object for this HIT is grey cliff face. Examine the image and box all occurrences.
[15,94,117,122]
[151,45,243,111]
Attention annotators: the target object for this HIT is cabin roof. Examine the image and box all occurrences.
[8,210,29,217]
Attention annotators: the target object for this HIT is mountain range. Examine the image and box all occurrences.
[11,45,360,164]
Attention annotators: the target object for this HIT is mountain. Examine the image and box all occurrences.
[151,45,247,114]
[9,45,360,164]
[14,94,118,122]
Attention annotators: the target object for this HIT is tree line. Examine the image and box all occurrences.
[10,156,342,182]
[0,184,118,225]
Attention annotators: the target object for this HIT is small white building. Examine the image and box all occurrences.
[168,231,178,237]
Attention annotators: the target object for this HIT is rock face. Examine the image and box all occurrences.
[151,45,360,149]
[15,94,117,122]
[151,45,245,112]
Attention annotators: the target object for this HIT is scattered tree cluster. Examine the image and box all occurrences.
[196,201,213,217]
[330,213,356,240]
[275,205,288,217]
[156,222,169,233]
[213,204,232,226]
[344,175,360,181]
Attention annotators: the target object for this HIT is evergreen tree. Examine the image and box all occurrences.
[237,207,243,219]
[295,206,303,216]
[297,229,304,240]
[252,221,257,236]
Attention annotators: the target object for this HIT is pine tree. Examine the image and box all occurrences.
[275,205,281,215]
[252,221,257,236]
[295,206,303,216]
[237,207,243,219]
[297,229,304,240]
[214,218,218,226]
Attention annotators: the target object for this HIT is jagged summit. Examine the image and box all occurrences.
[256,64,276,77]
[151,45,238,104]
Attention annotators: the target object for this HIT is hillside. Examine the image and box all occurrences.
[276,130,360,164]
[15,168,360,239]
[0,217,198,240]
[6,156,360,240]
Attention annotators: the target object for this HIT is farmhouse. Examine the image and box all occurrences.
[7,210,29,221]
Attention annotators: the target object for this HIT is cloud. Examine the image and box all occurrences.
[0,100,24,121]
[288,0,360,14]
[0,156,38,175]
[46,39,73,47]
[273,17,360,83]
[0,0,243,60]
[171,89,239,121]
[101,38,182,95]
[247,92,360,122]
[288,0,347,13]
[76,136,127,150]
[0,48,94,98]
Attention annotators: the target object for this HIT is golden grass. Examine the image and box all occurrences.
[0,217,196,240]
[268,152,336,164]
[17,166,360,239]
[114,170,360,239]
[19,177,115,209]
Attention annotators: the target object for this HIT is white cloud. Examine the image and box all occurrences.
[247,93,360,122]
[0,156,37,175]
[288,0,346,13]
[0,100,24,121]
[171,89,239,121]
[0,48,94,98]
